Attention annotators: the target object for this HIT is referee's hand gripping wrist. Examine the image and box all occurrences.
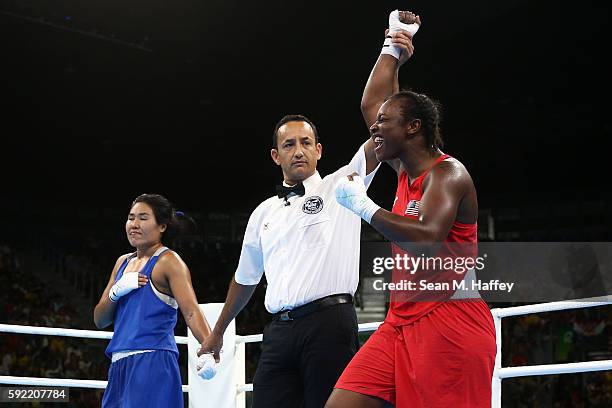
[108,272,147,302]
[335,173,381,223]
[198,332,223,363]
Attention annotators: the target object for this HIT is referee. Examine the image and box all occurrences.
[199,114,380,407]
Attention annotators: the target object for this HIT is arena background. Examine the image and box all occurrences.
[1,1,611,406]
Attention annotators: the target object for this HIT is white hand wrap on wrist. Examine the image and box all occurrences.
[335,175,381,223]
[381,9,420,60]
[109,272,140,302]
[196,353,218,380]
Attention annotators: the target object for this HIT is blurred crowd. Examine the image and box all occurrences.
[502,305,612,407]
[0,244,107,406]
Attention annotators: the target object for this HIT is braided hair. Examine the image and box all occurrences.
[389,91,444,151]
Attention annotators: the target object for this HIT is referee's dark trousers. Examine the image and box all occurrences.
[252,294,359,408]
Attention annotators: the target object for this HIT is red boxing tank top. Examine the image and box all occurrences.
[385,154,479,326]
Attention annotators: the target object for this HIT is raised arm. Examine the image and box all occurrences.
[362,11,420,174]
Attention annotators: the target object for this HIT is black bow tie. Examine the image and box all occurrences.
[276,183,305,199]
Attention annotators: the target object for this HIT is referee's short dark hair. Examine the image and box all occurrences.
[272,114,319,149]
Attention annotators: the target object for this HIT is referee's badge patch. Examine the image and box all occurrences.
[302,196,324,214]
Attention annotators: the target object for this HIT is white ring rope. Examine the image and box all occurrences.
[236,384,253,394]
[0,323,188,344]
[235,334,263,344]
[0,376,190,393]
[2,299,611,404]
[0,376,107,389]
[491,295,612,318]
[498,360,612,379]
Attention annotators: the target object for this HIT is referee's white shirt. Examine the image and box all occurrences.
[235,143,379,313]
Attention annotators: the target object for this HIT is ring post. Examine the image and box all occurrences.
[187,303,244,408]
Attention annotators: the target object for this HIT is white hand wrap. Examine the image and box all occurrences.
[109,272,140,302]
[196,353,218,380]
[381,9,420,60]
[335,175,381,223]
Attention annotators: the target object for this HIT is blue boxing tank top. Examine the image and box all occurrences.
[105,246,179,358]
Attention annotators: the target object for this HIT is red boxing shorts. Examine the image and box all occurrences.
[335,300,496,408]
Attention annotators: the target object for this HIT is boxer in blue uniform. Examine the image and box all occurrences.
[94,194,213,408]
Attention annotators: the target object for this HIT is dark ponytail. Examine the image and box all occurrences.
[131,194,198,246]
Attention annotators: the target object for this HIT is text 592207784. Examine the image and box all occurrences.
[0,387,69,402]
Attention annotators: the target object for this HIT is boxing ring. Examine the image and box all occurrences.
[2,298,612,407]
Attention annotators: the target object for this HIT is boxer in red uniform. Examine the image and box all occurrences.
[326,11,496,408]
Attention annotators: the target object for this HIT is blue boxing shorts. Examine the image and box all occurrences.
[102,350,183,408]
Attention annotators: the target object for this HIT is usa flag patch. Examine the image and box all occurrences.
[405,200,420,217]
